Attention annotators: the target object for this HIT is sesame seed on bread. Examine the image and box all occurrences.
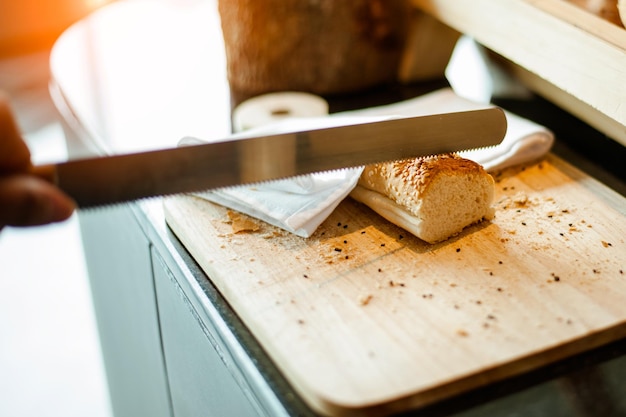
[350,154,495,243]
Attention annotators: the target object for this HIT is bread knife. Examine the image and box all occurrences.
[31,108,507,208]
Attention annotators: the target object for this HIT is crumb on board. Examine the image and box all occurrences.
[263,231,284,239]
[456,329,469,337]
[227,210,260,233]
[512,191,529,206]
[359,294,373,306]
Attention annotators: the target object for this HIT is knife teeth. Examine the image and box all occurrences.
[38,108,506,208]
[76,145,502,211]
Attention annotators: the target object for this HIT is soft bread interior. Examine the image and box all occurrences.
[350,155,495,244]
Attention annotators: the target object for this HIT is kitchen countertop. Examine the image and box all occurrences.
[49,0,626,416]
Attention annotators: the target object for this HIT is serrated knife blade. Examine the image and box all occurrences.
[32,108,506,208]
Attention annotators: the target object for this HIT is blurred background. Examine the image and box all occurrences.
[0,1,114,416]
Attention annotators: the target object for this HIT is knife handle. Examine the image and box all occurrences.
[30,164,58,185]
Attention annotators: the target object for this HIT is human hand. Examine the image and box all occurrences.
[0,92,76,231]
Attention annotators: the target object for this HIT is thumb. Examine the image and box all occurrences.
[0,175,76,228]
[0,92,31,172]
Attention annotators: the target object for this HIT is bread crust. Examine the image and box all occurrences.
[351,154,495,243]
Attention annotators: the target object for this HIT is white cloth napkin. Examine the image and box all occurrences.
[182,88,553,237]
[340,88,554,171]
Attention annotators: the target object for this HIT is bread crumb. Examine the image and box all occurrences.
[512,191,529,206]
[359,294,373,306]
[457,329,469,337]
[227,210,260,233]
[262,231,284,239]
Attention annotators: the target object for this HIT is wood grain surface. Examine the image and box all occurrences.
[164,155,626,416]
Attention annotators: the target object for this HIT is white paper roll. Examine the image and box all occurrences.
[232,91,329,132]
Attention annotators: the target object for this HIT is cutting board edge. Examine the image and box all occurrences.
[259,321,626,417]
[546,153,626,215]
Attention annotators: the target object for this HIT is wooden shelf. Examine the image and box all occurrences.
[411,0,626,146]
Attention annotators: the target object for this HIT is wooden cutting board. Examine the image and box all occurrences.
[164,155,626,416]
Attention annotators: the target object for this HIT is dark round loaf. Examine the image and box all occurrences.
[217,0,411,101]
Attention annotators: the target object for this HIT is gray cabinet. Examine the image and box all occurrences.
[79,207,172,417]
[79,201,291,417]
[152,249,261,417]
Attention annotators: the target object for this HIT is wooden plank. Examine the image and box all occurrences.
[501,59,626,144]
[164,155,626,416]
[531,0,626,48]
[410,0,626,146]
